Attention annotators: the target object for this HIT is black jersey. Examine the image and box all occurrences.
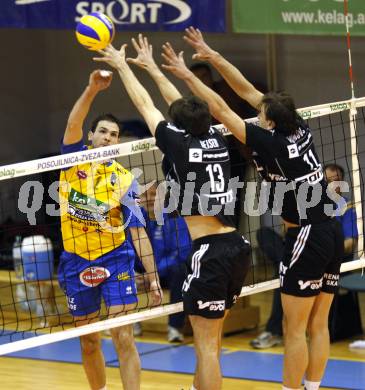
[245,122,331,225]
[155,121,235,227]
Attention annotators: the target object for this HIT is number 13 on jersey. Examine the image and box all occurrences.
[206,164,225,193]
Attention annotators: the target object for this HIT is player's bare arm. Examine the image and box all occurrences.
[130,226,163,306]
[127,34,182,106]
[63,70,113,145]
[94,44,164,135]
[184,26,263,109]
[162,42,248,144]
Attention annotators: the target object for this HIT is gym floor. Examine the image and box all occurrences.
[0,289,364,390]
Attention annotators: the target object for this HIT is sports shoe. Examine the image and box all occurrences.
[349,340,365,349]
[250,331,282,349]
[133,322,143,337]
[167,326,184,343]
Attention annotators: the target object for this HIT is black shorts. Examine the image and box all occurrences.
[182,231,251,319]
[280,218,344,297]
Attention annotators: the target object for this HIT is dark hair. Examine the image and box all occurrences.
[189,62,212,74]
[324,163,345,179]
[261,91,303,136]
[90,113,121,133]
[168,96,211,136]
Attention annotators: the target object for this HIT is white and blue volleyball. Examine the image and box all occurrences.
[76,12,115,51]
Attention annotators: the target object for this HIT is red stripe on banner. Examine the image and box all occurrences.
[344,0,348,16]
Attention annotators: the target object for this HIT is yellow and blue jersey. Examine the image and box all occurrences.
[59,140,144,260]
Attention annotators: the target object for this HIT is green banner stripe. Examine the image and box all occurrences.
[232,0,365,36]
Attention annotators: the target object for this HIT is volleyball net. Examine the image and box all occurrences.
[0,96,364,355]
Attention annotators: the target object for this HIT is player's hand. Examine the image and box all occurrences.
[88,69,113,91]
[161,42,190,80]
[94,44,127,70]
[127,34,157,71]
[183,26,217,61]
[149,279,163,306]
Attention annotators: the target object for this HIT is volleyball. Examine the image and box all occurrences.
[76,12,115,51]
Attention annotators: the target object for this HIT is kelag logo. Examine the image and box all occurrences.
[76,0,192,25]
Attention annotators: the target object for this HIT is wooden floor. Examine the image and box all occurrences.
[0,289,363,390]
[0,356,293,390]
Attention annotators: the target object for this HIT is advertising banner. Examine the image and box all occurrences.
[232,0,365,36]
[0,0,226,32]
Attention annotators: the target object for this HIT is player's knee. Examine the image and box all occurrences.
[307,316,329,337]
[195,335,219,356]
[283,317,306,339]
[112,326,134,351]
[80,333,101,355]
[283,309,309,333]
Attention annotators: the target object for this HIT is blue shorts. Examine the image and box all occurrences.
[58,241,138,316]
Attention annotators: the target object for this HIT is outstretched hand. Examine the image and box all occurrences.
[183,26,217,61]
[161,42,190,80]
[127,34,157,71]
[88,69,113,92]
[93,44,128,70]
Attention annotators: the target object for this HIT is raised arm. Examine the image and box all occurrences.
[184,27,263,110]
[161,43,248,144]
[63,70,113,145]
[127,34,182,106]
[94,44,164,136]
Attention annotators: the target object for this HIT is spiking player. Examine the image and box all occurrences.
[58,69,162,390]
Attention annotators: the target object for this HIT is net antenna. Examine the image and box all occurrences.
[344,0,364,260]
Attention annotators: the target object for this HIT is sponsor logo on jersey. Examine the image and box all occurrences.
[66,296,77,311]
[80,266,110,287]
[199,138,219,149]
[197,300,225,311]
[189,148,203,163]
[76,170,87,179]
[298,278,323,290]
[117,271,131,281]
[110,172,117,186]
[287,144,299,159]
[324,272,339,287]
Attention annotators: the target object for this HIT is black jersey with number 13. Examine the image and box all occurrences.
[155,121,235,227]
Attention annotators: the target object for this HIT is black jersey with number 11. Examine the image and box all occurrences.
[245,122,332,225]
[155,121,236,227]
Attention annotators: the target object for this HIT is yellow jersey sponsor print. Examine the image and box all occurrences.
[59,160,134,260]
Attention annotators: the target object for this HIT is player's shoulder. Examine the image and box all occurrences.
[157,120,186,134]
[207,126,227,144]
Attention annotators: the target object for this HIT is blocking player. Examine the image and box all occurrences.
[161,27,344,390]
[58,69,162,390]
[95,41,251,390]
